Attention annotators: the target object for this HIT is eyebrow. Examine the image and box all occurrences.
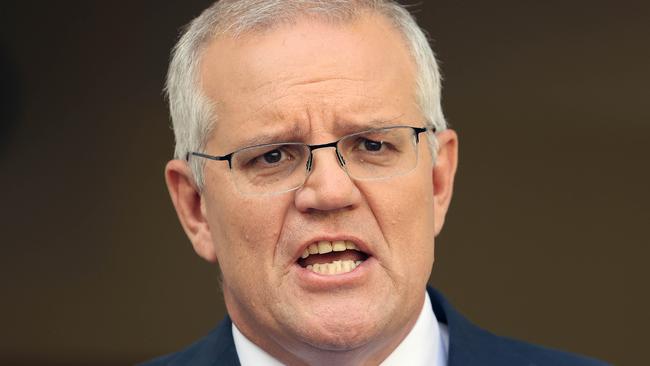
[235,124,309,149]
[332,116,406,135]
[234,116,406,150]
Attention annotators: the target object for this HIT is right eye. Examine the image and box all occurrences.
[250,147,293,167]
[234,144,308,173]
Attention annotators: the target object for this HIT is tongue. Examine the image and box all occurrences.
[300,250,366,266]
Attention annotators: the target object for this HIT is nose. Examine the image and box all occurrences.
[294,147,362,213]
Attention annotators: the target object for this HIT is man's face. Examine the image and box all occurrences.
[172,13,455,360]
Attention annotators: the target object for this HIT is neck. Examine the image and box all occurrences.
[227,290,423,366]
[234,316,419,366]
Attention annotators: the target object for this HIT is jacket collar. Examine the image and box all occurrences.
[209,287,496,366]
[175,287,548,366]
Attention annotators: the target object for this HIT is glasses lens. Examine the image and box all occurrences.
[231,143,309,194]
[338,127,419,180]
[223,127,421,194]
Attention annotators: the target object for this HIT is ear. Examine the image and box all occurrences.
[432,129,459,236]
[165,159,218,263]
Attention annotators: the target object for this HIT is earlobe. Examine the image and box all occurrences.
[432,129,459,236]
[165,160,218,263]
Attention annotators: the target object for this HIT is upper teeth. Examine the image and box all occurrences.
[301,240,360,259]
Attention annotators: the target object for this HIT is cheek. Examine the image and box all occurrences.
[364,170,435,267]
[204,189,290,279]
[377,173,433,235]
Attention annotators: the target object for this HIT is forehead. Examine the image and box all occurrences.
[199,13,419,149]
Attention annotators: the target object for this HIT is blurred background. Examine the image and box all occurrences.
[1,0,647,364]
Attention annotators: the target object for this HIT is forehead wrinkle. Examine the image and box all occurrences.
[255,81,394,118]
[240,98,408,148]
[253,73,367,92]
[285,76,367,88]
[242,83,382,131]
[249,76,370,110]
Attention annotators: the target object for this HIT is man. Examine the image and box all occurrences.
[144,1,607,365]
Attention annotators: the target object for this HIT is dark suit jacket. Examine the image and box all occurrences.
[141,287,608,365]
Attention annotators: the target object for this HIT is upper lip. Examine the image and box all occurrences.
[294,235,373,263]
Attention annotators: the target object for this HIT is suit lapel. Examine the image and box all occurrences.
[427,286,530,366]
[189,315,241,366]
[213,287,521,366]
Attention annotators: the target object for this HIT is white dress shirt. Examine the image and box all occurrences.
[232,292,449,365]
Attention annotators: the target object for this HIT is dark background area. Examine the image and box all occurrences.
[1,1,647,364]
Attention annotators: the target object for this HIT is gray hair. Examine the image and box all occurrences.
[166,0,447,189]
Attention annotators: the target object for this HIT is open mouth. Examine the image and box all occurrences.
[297,240,369,275]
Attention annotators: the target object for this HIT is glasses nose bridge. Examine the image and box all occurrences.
[306,140,346,172]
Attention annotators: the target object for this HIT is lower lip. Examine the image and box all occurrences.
[293,257,375,290]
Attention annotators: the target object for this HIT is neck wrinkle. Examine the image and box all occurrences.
[230,290,426,366]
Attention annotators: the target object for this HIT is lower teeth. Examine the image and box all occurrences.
[306,260,363,275]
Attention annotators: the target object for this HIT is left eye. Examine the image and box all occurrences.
[360,139,385,152]
[261,149,283,164]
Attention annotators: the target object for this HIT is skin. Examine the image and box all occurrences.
[165,13,458,366]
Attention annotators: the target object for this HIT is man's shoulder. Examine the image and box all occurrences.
[138,316,239,366]
[476,333,608,366]
[140,288,608,366]
[427,287,609,366]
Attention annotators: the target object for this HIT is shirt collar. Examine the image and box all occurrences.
[380,291,448,366]
[232,291,449,366]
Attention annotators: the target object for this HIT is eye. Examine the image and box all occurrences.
[252,148,293,167]
[262,149,283,164]
[361,139,384,152]
[235,143,308,172]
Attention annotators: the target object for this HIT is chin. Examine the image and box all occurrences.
[299,323,381,351]
[283,302,392,352]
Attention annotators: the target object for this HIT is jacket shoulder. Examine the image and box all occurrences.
[427,287,610,366]
[138,317,240,366]
[462,327,610,366]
